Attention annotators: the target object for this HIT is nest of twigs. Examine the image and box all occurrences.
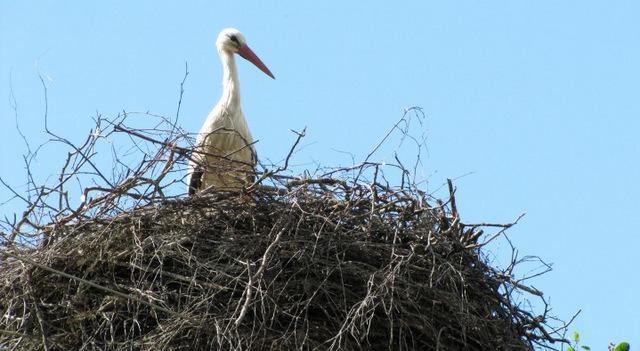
[0,110,566,350]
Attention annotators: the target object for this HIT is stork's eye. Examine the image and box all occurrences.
[229,35,239,44]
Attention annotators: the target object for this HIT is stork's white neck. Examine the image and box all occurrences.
[218,49,241,114]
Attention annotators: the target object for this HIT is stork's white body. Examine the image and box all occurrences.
[187,28,273,195]
[188,51,256,192]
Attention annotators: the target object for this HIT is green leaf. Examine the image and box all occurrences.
[581,346,591,350]
[572,331,580,343]
[614,342,630,351]
[567,347,575,351]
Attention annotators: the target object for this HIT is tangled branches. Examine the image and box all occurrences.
[0,111,569,350]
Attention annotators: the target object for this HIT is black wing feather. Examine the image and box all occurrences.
[188,167,204,196]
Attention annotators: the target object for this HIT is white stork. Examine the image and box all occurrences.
[187,28,274,195]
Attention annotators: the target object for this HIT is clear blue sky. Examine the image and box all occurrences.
[1,1,638,348]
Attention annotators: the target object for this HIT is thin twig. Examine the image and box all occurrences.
[1,250,176,315]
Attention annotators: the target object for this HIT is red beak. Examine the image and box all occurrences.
[237,44,275,79]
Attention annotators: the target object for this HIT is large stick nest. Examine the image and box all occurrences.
[0,110,566,350]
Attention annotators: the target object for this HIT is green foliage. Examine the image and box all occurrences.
[568,330,630,351]
[567,330,588,351]
[573,331,580,343]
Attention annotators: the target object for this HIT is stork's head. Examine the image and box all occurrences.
[217,28,275,79]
